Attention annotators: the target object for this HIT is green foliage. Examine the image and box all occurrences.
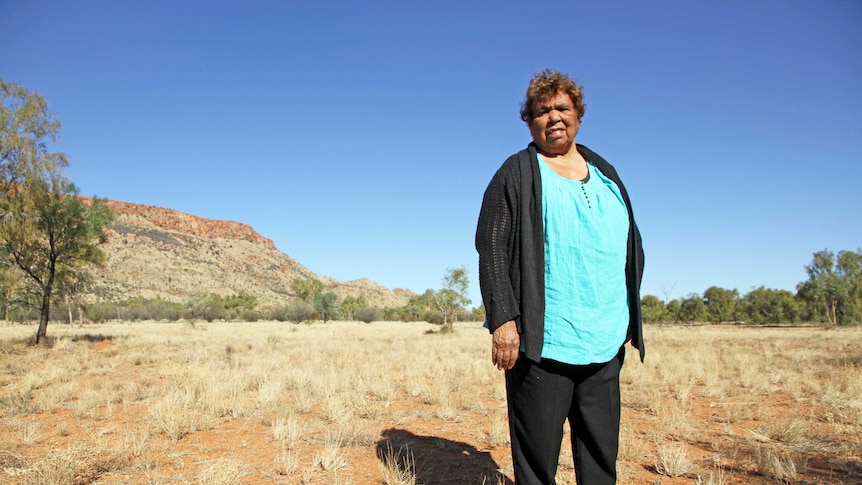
[178,293,260,322]
[339,295,367,320]
[84,301,117,323]
[290,278,324,303]
[222,292,257,311]
[80,296,262,323]
[355,307,381,323]
[640,295,665,324]
[738,286,799,324]
[313,291,339,323]
[186,293,226,322]
[677,293,708,323]
[432,266,471,330]
[269,305,290,322]
[1,78,68,194]
[796,249,862,326]
[0,264,23,320]
[6,304,38,323]
[1,177,114,341]
[665,299,681,323]
[283,301,314,324]
[140,298,184,321]
[703,286,738,323]
[381,306,404,321]
[422,309,444,325]
[470,306,485,323]
[236,308,261,322]
[401,290,435,322]
[0,80,114,342]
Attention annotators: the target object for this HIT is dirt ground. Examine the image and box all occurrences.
[1,321,860,484]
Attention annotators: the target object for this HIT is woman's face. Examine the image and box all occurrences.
[528,91,580,156]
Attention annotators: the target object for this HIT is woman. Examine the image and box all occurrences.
[475,69,645,484]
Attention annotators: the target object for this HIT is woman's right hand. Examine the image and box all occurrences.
[492,320,520,370]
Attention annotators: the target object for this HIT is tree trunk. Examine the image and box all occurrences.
[830,299,838,326]
[36,290,51,344]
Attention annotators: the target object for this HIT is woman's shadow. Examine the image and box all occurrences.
[376,428,514,484]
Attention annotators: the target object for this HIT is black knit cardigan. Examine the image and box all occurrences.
[475,143,646,362]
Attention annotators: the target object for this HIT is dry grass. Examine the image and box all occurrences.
[656,442,697,477]
[0,320,860,484]
[379,443,417,485]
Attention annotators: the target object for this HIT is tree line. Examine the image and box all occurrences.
[641,248,862,326]
[9,269,480,329]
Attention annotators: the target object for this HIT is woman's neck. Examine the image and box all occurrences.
[539,148,588,181]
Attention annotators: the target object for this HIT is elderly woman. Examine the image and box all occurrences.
[476,70,645,485]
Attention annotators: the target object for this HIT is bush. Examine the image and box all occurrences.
[186,294,226,322]
[7,305,38,323]
[284,301,314,324]
[421,309,444,325]
[237,308,261,322]
[85,302,116,323]
[269,305,289,322]
[132,298,183,321]
[355,307,381,324]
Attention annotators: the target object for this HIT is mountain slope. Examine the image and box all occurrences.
[87,200,413,308]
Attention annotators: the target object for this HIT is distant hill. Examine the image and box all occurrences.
[85,199,414,308]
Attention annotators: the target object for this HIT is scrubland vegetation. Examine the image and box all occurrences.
[1,320,860,484]
[642,248,862,327]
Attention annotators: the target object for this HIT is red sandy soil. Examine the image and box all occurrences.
[1,333,860,484]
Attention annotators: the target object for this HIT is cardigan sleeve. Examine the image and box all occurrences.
[476,162,521,333]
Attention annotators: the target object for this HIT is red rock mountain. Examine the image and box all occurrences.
[88,200,413,308]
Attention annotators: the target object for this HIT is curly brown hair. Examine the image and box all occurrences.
[519,69,586,123]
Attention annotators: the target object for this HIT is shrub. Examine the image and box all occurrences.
[186,294,226,322]
[85,302,117,323]
[134,298,183,321]
[421,309,444,325]
[237,308,260,322]
[355,307,381,324]
[269,305,289,322]
[284,301,314,324]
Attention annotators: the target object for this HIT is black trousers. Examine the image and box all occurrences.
[505,346,625,485]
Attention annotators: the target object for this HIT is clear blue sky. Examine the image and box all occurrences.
[3,0,860,307]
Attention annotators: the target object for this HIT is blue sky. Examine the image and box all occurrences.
[2,0,860,307]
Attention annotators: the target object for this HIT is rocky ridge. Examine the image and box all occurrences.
[87,200,413,308]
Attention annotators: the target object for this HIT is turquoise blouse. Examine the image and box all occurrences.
[538,155,630,365]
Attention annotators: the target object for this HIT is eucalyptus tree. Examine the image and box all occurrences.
[738,286,799,324]
[1,176,113,342]
[1,79,68,196]
[797,249,862,325]
[678,293,708,323]
[703,286,739,323]
[0,79,113,343]
[290,277,324,303]
[313,291,339,323]
[640,294,666,324]
[339,295,367,321]
[433,266,471,331]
